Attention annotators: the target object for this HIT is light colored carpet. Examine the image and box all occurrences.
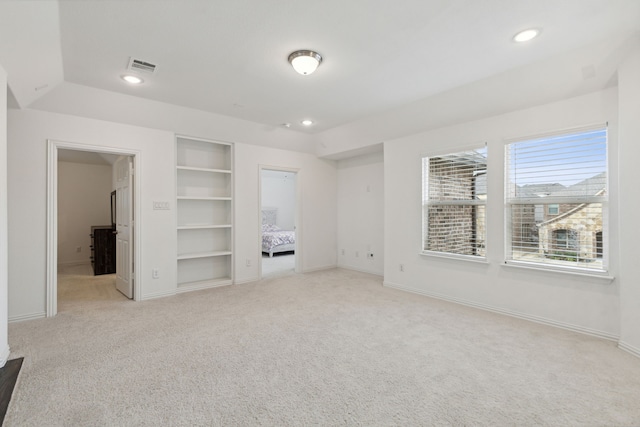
[261,253,295,277]
[57,263,128,312]
[6,268,640,426]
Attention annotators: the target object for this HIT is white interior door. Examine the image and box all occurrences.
[115,156,133,298]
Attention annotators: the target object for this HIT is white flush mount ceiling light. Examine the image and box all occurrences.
[301,119,314,126]
[121,74,144,84]
[288,50,323,75]
[513,28,541,43]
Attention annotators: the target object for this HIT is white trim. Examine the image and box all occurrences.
[502,260,614,282]
[176,133,233,146]
[46,142,57,317]
[258,165,302,279]
[0,345,9,367]
[507,196,607,205]
[619,341,640,359]
[420,251,489,264]
[9,312,46,323]
[175,280,232,294]
[47,140,143,317]
[140,290,177,301]
[383,280,619,342]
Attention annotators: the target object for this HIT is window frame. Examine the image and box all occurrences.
[504,124,609,275]
[421,145,488,262]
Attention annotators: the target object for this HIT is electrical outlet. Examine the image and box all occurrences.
[399,264,404,272]
[76,246,81,253]
[341,249,345,256]
[246,259,251,267]
[152,269,159,279]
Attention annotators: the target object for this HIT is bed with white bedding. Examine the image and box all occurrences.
[261,208,295,257]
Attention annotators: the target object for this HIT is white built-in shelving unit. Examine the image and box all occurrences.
[176,136,233,292]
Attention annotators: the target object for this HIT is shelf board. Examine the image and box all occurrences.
[177,196,232,201]
[177,224,232,230]
[177,166,232,174]
[177,251,232,260]
[176,277,232,293]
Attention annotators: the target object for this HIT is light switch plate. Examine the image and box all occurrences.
[153,201,170,210]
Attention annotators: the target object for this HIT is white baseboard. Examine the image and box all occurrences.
[175,280,232,294]
[383,281,619,342]
[0,345,10,368]
[234,276,260,285]
[302,264,337,273]
[619,341,640,359]
[337,264,384,277]
[9,312,46,323]
[140,289,177,300]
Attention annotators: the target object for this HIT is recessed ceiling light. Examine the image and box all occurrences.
[121,74,144,85]
[513,28,540,43]
[301,119,313,126]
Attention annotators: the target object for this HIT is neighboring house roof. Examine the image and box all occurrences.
[535,172,606,228]
[548,172,607,198]
[518,183,566,198]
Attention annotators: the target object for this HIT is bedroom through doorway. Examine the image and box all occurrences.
[259,168,299,278]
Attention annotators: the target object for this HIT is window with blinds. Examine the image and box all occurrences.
[505,126,608,271]
[422,146,487,259]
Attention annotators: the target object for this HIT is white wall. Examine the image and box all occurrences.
[315,34,634,160]
[57,161,112,265]
[235,144,337,283]
[7,108,338,320]
[383,88,621,338]
[618,46,640,356]
[0,65,10,365]
[8,109,177,319]
[337,150,384,275]
[32,83,317,155]
[261,171,296,230]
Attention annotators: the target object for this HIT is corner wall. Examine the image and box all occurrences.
[8,109,177,318]
[0,65,9,364]
[383,88,621,338]
[337,150,384,275]
[235,144,337,282]
[618,46,640,356]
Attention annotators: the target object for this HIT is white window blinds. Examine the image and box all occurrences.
[505,126,607,271]
[422,147,487,258]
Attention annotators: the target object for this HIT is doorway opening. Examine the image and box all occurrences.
[259,167,300,278]
[47,140,141,317]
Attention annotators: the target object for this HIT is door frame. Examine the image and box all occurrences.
[46,139,142,317]
[258,165,301,278]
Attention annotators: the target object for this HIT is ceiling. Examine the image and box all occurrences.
[58,149,119,165]
[2,0,640,135]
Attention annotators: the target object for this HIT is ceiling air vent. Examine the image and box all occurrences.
[127,57,157,74]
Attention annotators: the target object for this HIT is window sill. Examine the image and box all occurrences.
[502,260,614,282]
[420,251,489,264]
